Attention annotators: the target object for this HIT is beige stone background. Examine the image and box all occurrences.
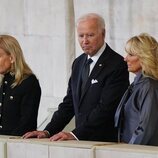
[0,0,157,128]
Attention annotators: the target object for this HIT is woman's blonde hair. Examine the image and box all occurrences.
[125,33,158,80]
[0,35,33,87]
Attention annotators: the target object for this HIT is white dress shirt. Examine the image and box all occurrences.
[88,43,106,75]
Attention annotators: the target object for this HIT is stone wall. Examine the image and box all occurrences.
[0,0,157,127]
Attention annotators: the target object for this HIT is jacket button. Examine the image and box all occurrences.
[10,96,14,100]
[0,125,2,128]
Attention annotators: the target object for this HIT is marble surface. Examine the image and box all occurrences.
[96,143,158,158]
[0,136,158,158]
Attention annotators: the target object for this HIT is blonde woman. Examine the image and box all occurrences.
[115,33,158,145]
[0,35,41,136]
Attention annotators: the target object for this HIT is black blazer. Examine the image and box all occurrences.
[45,44,129,141]
[0,73,41,136]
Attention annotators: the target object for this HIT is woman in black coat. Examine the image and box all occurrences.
[0,35,41,136]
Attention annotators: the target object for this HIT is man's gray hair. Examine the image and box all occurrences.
[76,13,105,30]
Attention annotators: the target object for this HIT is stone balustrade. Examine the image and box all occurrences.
[1,135,158,158]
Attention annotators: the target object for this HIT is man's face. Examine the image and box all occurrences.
[77,19,105,57]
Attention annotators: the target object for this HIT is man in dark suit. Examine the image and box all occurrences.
[23,13,129,141]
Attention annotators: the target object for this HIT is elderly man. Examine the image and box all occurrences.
[23,13,129,142]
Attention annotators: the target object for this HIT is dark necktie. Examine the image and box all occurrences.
[81,58,93,93]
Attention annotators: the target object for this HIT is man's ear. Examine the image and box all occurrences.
[102,29,106,37]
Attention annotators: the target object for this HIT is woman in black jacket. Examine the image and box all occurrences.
[0,35,41,136]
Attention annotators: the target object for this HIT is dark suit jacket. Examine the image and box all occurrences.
[0,73,41,136]
[115,73,158,145]
[45,44,129,141]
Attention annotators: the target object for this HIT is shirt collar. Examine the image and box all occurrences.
[133,71,143,85]
[87,43,106,63]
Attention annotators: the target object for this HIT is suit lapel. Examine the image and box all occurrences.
[76,55,87,102]
[79,46,111,102]
[90,44,112,78]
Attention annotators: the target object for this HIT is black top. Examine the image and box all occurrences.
[0,73,41,136]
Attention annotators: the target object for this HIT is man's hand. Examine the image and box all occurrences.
[49,132,76,141]
[22,130,49,139]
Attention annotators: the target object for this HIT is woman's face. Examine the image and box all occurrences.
[0,48,12,74]
[124,53,142,74]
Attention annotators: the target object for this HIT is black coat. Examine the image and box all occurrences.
[0,73,41,136]
[45,44,129,141]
